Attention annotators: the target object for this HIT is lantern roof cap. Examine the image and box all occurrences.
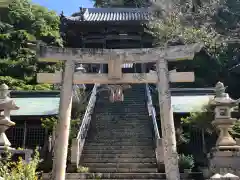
[0,84,9,90]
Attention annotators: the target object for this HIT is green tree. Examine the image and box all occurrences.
[0,0,62,90]
[92,0,147,7]
[148,0,240,97]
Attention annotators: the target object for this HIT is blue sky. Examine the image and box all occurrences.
[32,0,93,15]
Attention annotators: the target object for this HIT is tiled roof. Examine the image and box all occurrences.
[171,95,213,113]
[11,97,59,116]
[65,8,151,22]
[10,94,213,116]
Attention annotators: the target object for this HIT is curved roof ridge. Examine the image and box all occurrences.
[86,7,150,13]
[65,7,151,22]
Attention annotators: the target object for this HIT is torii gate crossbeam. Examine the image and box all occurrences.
[36,43,203,180]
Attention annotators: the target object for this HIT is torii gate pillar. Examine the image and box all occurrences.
[51,60,75,180]
[157,59,180,180]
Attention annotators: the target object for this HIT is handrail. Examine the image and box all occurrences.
[145,84,160,142]
[75,82,99,168]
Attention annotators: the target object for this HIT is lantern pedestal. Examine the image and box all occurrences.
[0,116,15,150]
[212,119,239,149]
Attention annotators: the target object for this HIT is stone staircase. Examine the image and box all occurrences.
[79,84,161,179]
[42,84,202,179]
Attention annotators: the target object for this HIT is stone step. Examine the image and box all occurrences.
[81,153,156,159]
[85,167,158,173]
[87,129,153,133]
[97,105,145,108]
[100,98,146,100]
[67,179,164,180]
[87,131,153,135]
[43,172,198,180]
[84,141,154,146]
[91,125,152,128]
[98,101,147,103]
[84,142,154,146]
[92,115,150,118]
[90,125,153,129]
[93,119,150,122]
[92,118,151,121]
[91,126,152,129]
[83,146,154,151]
[91,122,153,125]
[96,102,146,105]
[92,119,151,122]
[81,162,157,169]
[102,102,146,104]
[86,138,153,142]
[66,173,166,179]
[82,149,155,154]
[81,158,156,163]
[88,132,153,135]
[95,103,147,106]
[87,132,153,137]
[92,124,152,127]
[95,106,146,108]
[94,112,149,115]
[67,179,165,180]
[85,137,154,142]
[87,135,153,139]
[92,122,152,126]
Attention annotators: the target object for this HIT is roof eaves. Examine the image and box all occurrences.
[10,91,60,98]
[64,7,151,22]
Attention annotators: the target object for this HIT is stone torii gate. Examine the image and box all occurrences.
[37,43,203,180]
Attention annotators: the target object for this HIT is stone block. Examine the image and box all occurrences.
[213,151,234,157]
[0,149,33,163]
[70,138,78,164]
[222,173,239,179]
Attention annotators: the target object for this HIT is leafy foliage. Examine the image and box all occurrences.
[41,117,83,141]
[0,0,62,90]
[181,103,215,134]
[41,88,87,142]
[178,154,195,171]
[148,0,240,98]
[8,0,62,46]
[0,148,41,180]
[231,120,240,138]
[40,89,88,172]
[91,0,147,7]
[148,1,227,56]
[181,102,240,138]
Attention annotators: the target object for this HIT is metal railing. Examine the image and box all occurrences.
[145,84,160,143]
[75,83,99,168]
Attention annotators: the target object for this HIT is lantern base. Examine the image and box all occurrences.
[0,133,12,149]
[214,145,240,151]
[209,149,240,177]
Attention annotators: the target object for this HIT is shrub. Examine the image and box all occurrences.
[0,148,41,180]
[178,154,194,172]
[76,166,89,173]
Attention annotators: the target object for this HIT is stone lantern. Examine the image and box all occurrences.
[0,84,19,149]
[210,82,239,150]
[209,82,240,177]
